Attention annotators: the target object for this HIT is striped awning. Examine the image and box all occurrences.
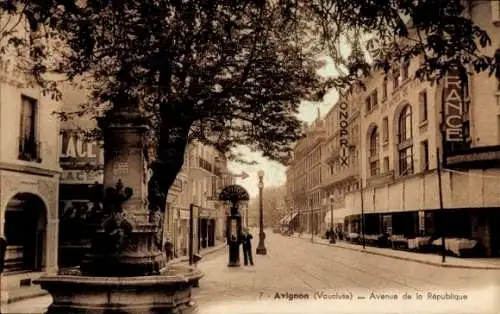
[284,212,299,225]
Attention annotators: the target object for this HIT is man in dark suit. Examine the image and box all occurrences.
[241,228,254,266]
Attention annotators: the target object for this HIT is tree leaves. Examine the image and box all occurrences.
[0,0,497,198]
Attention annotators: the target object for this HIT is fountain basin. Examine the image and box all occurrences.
[34,265,203,314]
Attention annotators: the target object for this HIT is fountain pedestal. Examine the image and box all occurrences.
[36,265,201,314]
[35,105,203,313]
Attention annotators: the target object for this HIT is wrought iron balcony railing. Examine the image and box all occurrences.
[18,136,42,163]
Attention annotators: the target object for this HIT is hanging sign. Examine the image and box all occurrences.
[338,102,349,166]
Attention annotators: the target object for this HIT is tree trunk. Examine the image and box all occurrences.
[147,106,192,213]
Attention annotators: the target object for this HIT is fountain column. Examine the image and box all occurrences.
[80,104,165,276]
[35,103,203,314]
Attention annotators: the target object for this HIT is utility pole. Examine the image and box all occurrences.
[437,148,446,263]
[360,179,365,249]
[189,203,194,265]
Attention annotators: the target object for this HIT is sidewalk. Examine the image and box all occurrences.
[170,242,226,265]
[290,233,500,270]
[2,243,227,313]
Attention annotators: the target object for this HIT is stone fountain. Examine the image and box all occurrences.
[35,104,203,314]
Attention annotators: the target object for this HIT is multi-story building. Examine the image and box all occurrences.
[320,88,362,234]
[342,0,500,256]
[0,56,62,304]
[286,111,326,233]
[167,141,233,258]
[56,86,104,267]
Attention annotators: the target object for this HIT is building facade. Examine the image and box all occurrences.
[167,141,233,258]
[285,0,500,256]
[286,112,326,234]
[0,57,62,304]
[342,0,500,256]
[320,88,362,234]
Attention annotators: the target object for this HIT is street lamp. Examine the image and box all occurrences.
[256,170,267,255]
[329,194,335,244]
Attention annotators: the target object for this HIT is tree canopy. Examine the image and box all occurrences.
[1,0,498,209]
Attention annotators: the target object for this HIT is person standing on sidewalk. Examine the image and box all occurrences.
[242,228,254,266]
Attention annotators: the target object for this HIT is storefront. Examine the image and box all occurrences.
[57,130,103,267]
[198,208,217,249]
[174,207,190,257]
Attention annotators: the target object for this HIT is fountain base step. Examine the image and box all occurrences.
[34,265,203,314]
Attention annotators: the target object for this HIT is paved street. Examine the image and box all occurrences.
[5,230,500,313]
[192,230,500,314]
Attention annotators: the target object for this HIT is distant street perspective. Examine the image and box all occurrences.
[191,231,500,314]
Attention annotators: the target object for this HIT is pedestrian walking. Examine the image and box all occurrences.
[241,228,254,266]
[164,239,174,262]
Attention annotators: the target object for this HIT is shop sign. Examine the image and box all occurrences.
[199,209,210,218]
[442,72,464,143]
[59,131,104,167]
[338,102,349,166]
[61,170,103,184]
[447,150,500,164]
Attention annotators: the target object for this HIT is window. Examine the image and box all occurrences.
[382,117,389,143]
[397,105,414,176]
[399,146,413,175]
[369,127,380,176]
[370,160,380,177]
[398,105,413,143]
[382,77,388,100]
[393,69,401,89]
[19,95,40,162]
[420,141,429,171]
[372,89,378,108]
[419,90,428,122]
[492,1,500,24]
[365,90,378,112]
[370,127,379,158]
[383,157,390,173]
[365,95,372,112]
[402,60,410,81]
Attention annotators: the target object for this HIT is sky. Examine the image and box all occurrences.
[228,59,340,199]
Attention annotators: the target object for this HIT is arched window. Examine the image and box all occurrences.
[398,105,414,176]
[398,105,412,142]
[369,127,379,176]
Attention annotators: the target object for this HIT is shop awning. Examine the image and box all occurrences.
[323,208,354,225]
[285,212,299,225]
[279,214,289,225]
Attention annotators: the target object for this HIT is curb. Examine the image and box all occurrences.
[170,243,226,265]
[7,290,49,304]
[293,235,500,270]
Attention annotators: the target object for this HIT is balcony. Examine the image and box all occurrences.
[18,137,42,163]
[322,166,359,187]
[366,170,394,187]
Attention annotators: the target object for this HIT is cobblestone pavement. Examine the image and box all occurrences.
[192,230,500,314]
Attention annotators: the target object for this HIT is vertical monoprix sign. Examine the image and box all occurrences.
[339,102,349,166]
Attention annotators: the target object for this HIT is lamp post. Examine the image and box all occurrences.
[256,170,267,255]
[329,194,335,244]
[245,202,249,228]
[310,198,314,242]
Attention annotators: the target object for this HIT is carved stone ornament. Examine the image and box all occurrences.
[149,210,164,251]
[99,180,135,253]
